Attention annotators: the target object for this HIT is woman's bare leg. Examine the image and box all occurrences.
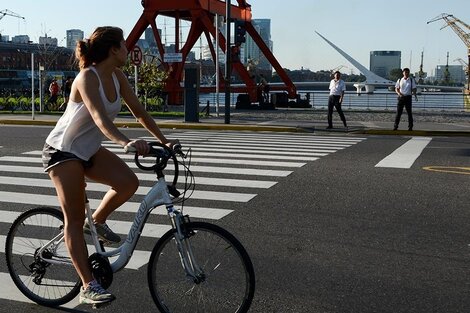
[85,147,139,224]
[48,160,93,286]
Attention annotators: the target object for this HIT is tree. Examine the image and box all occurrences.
[388,68,403,82]
[123,61,168,110]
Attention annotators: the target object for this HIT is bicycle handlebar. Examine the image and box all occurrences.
[124,141,183,198]
[125,142,184,157]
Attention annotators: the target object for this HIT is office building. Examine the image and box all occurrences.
[243,19,272,72]
[144,27,162,48]
[66,29,84,49]
[39,36,58,46]
[12,35,30,44]
[370,51,401,79]
[435,64,466,84]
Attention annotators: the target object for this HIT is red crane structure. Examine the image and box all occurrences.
[125,0,297,105]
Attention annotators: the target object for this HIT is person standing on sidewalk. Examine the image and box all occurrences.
[59,76,73,111]
[48,79,60,110]
[326,71,348,129]
[394,68,417,131]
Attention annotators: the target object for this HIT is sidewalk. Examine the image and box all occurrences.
[1,109,470,137]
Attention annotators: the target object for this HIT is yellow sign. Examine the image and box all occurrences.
[423,166,470,175]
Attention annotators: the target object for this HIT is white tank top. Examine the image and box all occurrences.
[45,66,121,160]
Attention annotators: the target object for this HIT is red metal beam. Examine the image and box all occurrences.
[141,0,252,21]
[125,0,296,105]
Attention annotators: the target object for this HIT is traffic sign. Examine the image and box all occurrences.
[131,45,142,66]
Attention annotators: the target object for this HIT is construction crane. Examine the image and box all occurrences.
[331,65,353,75]
[418,50,425,84]
[0,9,25,41]
[454,57,469,67]
[427,13,470,91]
[0,9,25,21]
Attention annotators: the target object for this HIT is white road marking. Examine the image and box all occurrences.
[100,144,334,156]
[0,272,78,308]
[375,137,432,169]
[0,158,293,177]
[0,191,233,219]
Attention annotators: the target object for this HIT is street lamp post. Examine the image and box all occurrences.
[39,64,45,112]
[224,0,231,124]
[31,52,35,120]
[215,14,220,117]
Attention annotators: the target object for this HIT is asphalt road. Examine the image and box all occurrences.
[0,125,469,313]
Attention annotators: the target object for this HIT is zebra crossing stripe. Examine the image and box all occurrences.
[0,158,292,177]
[100,143,334,155]
[104,147,322,161]
[154,132,366,142]
[0,272,78,308]
[375,137,432,169]
[0,191,233,219]
[18,153,279,188]
[152,137,354,149]
[100,152,308,167]
[170,132,364,140]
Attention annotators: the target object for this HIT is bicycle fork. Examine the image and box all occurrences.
[167,206,206,284]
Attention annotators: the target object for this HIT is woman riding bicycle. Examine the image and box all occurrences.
[41,26,177,306]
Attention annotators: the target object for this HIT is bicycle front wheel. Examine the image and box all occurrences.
[148,222,255,313]
[5,207,81,307]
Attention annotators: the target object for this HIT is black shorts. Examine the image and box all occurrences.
[42,143,92,172]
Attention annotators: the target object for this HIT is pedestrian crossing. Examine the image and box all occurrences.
[0,130,366,306]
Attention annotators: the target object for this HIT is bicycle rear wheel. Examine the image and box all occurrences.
[148,221,255,313]
[5,207,81,307]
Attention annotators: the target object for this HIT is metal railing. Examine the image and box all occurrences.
[199,91,470,112]
[304,91,469,111]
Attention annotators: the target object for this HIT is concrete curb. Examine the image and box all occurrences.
[359,129,470,137]
[2,118,470,136]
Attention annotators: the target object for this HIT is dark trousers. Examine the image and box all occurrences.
[328,95,347,127]
[394,95,413,129]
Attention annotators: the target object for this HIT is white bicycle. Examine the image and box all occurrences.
[5,142,255,312]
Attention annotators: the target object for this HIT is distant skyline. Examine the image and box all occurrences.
[1,1,469,76]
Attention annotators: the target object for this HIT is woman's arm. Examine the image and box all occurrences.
[74,69,131,147]
[115,69,172,144]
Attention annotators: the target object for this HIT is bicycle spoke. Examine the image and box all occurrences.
[5,207,81,306]
[148,222,255,313]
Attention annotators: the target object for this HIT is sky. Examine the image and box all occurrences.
[1,0,469,76]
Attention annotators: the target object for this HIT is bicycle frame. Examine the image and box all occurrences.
[39,171,203,279]
[91,176,174,272]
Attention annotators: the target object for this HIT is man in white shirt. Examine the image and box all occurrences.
[327,71,348,129]
[394,68,417,131]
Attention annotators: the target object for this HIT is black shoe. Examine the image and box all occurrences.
[393,127,398,131]
[326,126,333,129]
[408,127,413,131]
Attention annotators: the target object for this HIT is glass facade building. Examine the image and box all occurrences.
[370,51,401,79]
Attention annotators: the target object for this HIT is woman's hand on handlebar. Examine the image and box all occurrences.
[125,139,149,155]
[165,139,184,156]
[164,139,179,149]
